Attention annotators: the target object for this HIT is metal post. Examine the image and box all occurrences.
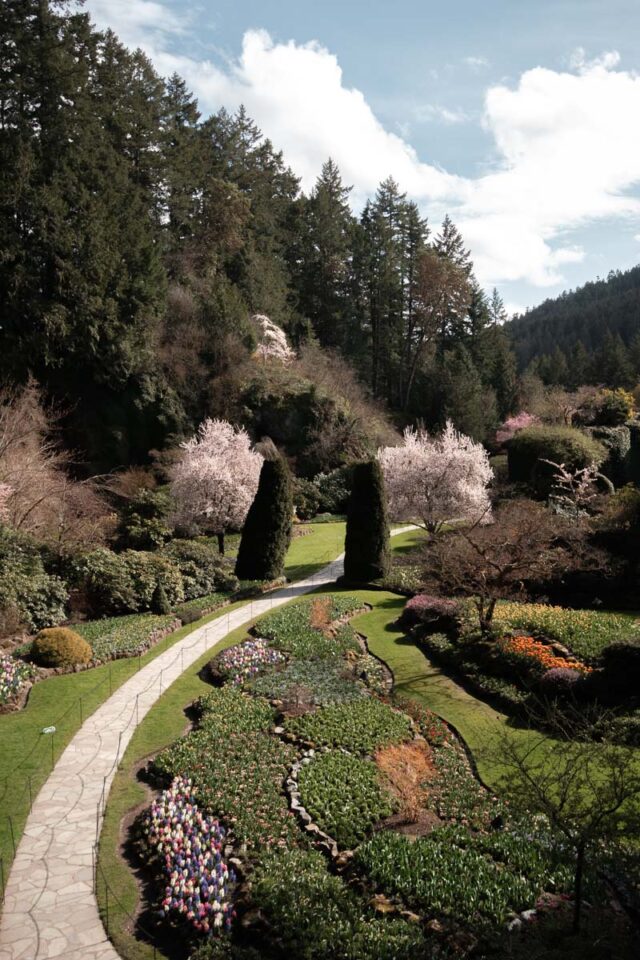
[109,662,112,695]
[136,695,139,726]
[28,777,32,811]
[8,817,15,856]
[51,732,55,769]
[105,881,109,936]
[0,857,4,903]
[79,697,83,724]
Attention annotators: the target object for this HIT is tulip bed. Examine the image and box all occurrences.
[297,750,396,848]
[212,638,285,685]
[285,697,413,755]
[74,612,178,660]
[0,654,31,705]
[254,596,362,659]
[141,776,235,935]
[355,830,543,928]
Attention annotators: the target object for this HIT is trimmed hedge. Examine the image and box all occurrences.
[343,460,389,584]
[235,458,293,581]
[507,425,606,496]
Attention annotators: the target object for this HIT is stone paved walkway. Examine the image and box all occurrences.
[0,532,413,960]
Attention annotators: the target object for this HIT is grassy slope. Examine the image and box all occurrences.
[0,522,346,893]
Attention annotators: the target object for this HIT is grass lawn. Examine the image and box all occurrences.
[0,522,346,898]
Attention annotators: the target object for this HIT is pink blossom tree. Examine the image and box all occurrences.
[495,412,539,446]
[378,421,493,534]
[170,419,263,553]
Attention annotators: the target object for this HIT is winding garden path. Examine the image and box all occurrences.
[0,532,415,960]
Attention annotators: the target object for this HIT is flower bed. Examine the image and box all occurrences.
[285,697,412,755]
[0,654,32,706]
[140,776,235,935]
[74,613,179,660]
[297,750,396,849]
[174,593,229,625]
[495,635,592,679]
[153,689,297,850]
[211,639,284,685]
[249,657,367,706]
[493,601,639,662]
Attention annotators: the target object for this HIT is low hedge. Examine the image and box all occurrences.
[31,627,92,667]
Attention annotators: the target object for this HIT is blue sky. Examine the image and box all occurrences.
[86,0,640,315]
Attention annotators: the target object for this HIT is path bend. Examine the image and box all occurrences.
[0,530,414,960]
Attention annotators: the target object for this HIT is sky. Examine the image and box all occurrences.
[85,0,640,316]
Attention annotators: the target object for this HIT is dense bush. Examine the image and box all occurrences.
[507,425,606,496]
[537,666,584,698]
[285,697,412,754]
[76,548,184,615]
[235,458,293,581]
[601,639,640,695]
[162,540,238,600]
[343,460,389,583]
[312,466,352,515]
[31,627,92,667]
[292,477,321,520]
[592,388,634,426]
[584,425,631,486]
[0,526,68,633]
[117,488,172,550]
[298,750,396,848]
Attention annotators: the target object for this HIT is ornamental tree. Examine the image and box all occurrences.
[495,411,539,447]
[343,460,390,583]
[377,421,493,534]
[235,455,293,581]
[170,418,262,553]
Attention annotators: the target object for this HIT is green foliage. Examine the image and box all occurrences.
[285,697,412,754]
[151,582,170,614]
[344,460,390,583]
[0,527,68,634]
[117,489,172,550]
[312,466,352,514]
[75,548,184,615]
[298,750,396,848]
[31,627,92,668]
[163,540,239,600]
[249,659,367,706]
[493,601,639,661]
[584,425,631,486]
[250,848,427,960]
[507,425,606,496]
[235,458,293,581]
[254,595,362,660]
[74,613,177,660]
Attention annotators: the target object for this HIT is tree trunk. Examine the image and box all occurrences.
[573,841,586,934]
[217,532,225,556]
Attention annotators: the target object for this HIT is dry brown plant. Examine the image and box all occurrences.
[375,741,434,823]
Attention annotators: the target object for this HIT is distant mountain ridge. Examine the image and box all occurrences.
[507,264,640,371]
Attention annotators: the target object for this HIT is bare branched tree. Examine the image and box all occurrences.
[494,705,640,934]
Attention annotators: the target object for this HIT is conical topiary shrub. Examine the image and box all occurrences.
[235,457,293,581]
[343,460,390,584]
[151,582,171,614]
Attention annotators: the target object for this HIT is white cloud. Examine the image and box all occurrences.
[464,56,490,69]
[634,233,640,242]
[414,104,469,124]
[85,1,640,289]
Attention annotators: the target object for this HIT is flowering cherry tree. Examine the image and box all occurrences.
[495,412,539,447]
[252,314,295,363]
[378,422,493,533]
[171,419,263,553]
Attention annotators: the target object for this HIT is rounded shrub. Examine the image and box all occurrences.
[537,666,583,698]
[401,594,460,632]
[507,425,606,496]
[32,627,92,667]
[601,639,640,695]
[312,465,352,515]
[162,540,236,599]
[292,477,321,520]
[592,388,634,426]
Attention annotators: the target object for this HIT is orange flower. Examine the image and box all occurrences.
[498,635,592,674]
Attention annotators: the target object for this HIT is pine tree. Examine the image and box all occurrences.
[235,456,293,581]
[567,340,592,389]
[343,461,390,583]
[433,217,474,354]
[443,346,498,442]
[596,331,633,388]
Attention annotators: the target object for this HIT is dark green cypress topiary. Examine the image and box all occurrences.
[151,582,171,614]
[235,457,293,581]
[343,460,390,583]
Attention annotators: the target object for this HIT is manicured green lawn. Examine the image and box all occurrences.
[0,522,347,897]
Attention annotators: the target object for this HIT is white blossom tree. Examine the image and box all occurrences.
[378,421,493,534]
[252,314,295,363]
[170,419,263,553]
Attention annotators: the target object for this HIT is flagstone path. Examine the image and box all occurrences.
[0,530,413,960]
